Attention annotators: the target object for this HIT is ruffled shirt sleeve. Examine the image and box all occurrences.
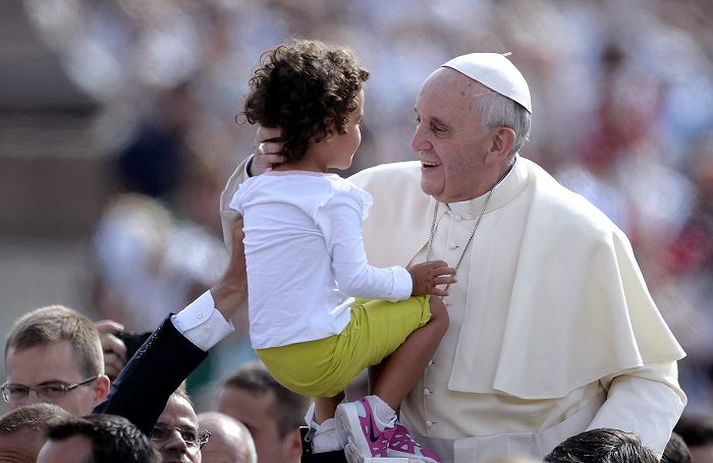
[315,178,412,301]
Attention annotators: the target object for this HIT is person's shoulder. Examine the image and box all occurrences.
[349,161,421,191]
[322,174,373,209]
[525,159,623,239]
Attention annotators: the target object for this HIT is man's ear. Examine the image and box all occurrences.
[93,374,112,403]
[486,127,516,164]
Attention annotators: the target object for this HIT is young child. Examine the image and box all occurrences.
[230,39,454,463]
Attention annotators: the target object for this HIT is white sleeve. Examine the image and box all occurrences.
[170,290,235,351]
[586,361,686,458]
[318,191,412,301]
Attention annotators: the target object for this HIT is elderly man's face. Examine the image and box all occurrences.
[36,435,92,463]
[152,394,202,463]
[411,68,502,203]
[5,340,108,416]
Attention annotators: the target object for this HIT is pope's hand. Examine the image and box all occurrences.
[249,126,286,175]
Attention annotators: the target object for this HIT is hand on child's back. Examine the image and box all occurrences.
[250,125,286,175]
[407,260,457,297]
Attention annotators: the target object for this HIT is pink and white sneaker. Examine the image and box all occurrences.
[387,423,441,463]
[334,398,396,462]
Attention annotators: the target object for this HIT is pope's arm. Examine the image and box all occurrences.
[586,361,686,458]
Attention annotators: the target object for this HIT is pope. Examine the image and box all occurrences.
[221,52,686,463]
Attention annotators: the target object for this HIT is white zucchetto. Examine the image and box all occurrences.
[441,53,532,113]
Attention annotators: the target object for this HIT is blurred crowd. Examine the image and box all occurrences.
[18,0,713,418]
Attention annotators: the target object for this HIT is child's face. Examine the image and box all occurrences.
[329,89,364,170]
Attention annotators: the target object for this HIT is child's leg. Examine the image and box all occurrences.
[370,296,448,409]
[314,392,345,422]
[335,297,448,461]
[308,393,347,453]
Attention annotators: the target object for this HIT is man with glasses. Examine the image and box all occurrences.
[149,389,210,463]
[3,305,111,416]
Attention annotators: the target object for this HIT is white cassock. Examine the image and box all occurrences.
[220,155,686,463]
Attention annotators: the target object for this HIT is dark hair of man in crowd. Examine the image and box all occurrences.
[674,414,713,448]
[221,363,307,438]
[45,414,157,463]
[0,403,70,436]
[242,38,370,164]
[4,305,103,377]
[663,431,692,463]
[544,428,659,463]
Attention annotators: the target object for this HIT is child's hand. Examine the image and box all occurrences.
[408,260,457,297]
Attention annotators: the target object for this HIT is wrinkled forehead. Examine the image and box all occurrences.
[417,68,488,111]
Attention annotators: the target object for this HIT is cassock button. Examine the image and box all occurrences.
[428,360,435,366]
[426,420,434,428]
[424,388,432,396]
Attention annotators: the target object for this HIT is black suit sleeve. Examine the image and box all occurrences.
[93,315,208,435]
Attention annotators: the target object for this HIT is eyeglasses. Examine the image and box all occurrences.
[149,424,211,449]
[1,376,99,402]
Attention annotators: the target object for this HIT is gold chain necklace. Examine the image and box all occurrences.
[425,188,494,294]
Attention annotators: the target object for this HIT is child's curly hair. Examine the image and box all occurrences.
[242,39,369,164]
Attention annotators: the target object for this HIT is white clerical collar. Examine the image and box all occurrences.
[445,155,527,218]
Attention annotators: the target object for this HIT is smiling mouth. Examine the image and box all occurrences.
[422,161,441,169]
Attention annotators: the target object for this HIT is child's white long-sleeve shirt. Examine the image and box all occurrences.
[230,171,412,349]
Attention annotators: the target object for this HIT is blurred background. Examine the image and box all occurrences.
[2,0,713,415]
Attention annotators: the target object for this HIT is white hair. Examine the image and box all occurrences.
[474,92,532,159]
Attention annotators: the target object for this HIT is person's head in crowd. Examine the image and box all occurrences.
[0,403,70,463]
[674,415,713,463]
[197,412,257,463]
[412,53,531,203]
[216,362,307,463]
[3,306,111,416]
[150,388,209,463]
[242,38,369,171]
[664,431,692,463]
[36,413,158,463]
[544,428,659,463]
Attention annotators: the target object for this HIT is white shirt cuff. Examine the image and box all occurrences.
[171,290,235,351]
[391,266,413,300]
